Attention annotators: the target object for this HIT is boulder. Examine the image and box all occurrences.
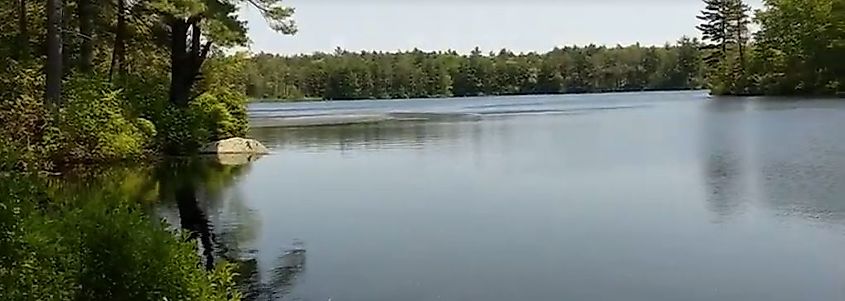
[200,137,269,154]
[208,153,262,166]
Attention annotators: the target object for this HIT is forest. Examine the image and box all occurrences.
[245,40,705,100]
[246,0,844,101]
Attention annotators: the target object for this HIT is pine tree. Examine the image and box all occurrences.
[696,0,730,65]
[155,0,296,106]
[726,0,751,69]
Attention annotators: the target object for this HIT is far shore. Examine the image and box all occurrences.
[248,88,708,103]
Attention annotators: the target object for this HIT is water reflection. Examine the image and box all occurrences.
[267,242,307,300]
[238,243,306,301]
[702,153,748,221]
[250,121,475,152]
[156,160,224,270]
[153,158,307,300]
[51,158,306,299]
[746,100,845,225]
[701,98,845,225]
[699,101,754,222]
[46,165,159,206]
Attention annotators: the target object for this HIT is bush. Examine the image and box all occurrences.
[196,54,250,140]
[156,90,247,155]
[0,62,58,171]
[54,77,155,164]
[156,105,203,155]
[0,67,159,167]
[155,95,238,155]
[0,174,241,301]
[191,88,249,141]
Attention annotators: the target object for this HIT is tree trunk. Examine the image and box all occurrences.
[46,0,62,105]
[169,19,190,106]
[17,0,29,60]
[168,17,212,107]
[78,0,95,73]
[109,0,126,80]
[61,2,71,75]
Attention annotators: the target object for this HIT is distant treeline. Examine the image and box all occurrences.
[245,38,704,101]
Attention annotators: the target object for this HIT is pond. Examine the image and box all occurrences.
[163,91,845,301]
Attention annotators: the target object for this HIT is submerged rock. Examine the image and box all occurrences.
[207,153,263,166]
[200,137,269,154]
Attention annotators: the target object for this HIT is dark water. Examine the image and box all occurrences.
[165,91,845,301]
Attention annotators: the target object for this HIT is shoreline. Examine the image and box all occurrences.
[249,88,708,103]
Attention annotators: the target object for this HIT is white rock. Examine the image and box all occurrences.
[200,137,269,154]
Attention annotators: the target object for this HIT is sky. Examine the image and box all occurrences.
[242,0,764,55]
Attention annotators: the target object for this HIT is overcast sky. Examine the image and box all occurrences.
[242,0,764,55]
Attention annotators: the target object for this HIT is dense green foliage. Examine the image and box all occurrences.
[0,0,294,166]
[0,0,293,298]
[245,39,706,100]
[698,0,844,95]
[0,173,241,301]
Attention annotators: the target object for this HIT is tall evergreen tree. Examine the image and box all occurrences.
[727,0,752,68]
[696,0,730,65]
[152,0,297,107]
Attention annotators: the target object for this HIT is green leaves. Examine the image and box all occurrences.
[0,174,242,301]
[201,0,248,47]
[147,0,295,47]
[751,0,843,94]
[244,0,297,34]
[148,0,207,18]
[56,77,153,163]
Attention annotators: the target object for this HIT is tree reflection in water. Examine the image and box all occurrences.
[156,157,306,300]
[240,241,306,301]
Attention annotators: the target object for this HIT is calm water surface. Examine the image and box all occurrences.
[165,91,845,301]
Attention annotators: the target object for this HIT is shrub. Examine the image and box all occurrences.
[191,88,249,141]
[0,174,242,301]
[55,77,155,164]
[0,61,56,170]
[195,53,250,140]
[0,67,159,167]
[156,86,248,155]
